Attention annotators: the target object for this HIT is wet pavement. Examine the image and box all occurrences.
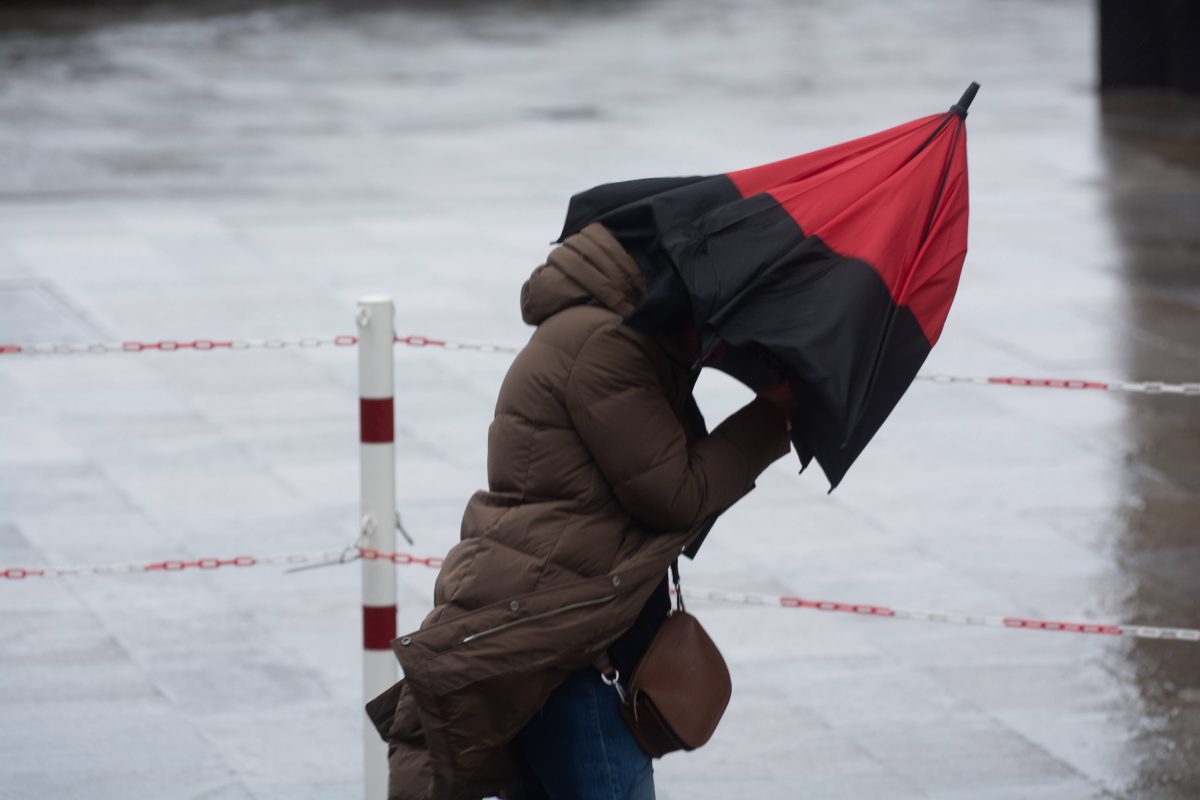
[1,1,1198,798]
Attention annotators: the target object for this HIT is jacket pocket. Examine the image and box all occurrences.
[460,593,618,645]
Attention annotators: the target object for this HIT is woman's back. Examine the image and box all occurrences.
[367,223,790,800]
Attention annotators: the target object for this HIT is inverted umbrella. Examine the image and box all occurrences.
[557,83,978,491]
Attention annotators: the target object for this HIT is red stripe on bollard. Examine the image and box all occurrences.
[363,605,398,650]
[359,397,394,443]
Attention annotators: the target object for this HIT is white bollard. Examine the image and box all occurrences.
[357,296,397,800]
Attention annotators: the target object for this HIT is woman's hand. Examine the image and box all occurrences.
[757,380,797,431]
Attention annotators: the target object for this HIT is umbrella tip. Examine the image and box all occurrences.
[950,81,980,119]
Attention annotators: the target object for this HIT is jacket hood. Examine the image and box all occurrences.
[520,223,647,326]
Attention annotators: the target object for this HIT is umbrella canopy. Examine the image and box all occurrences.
[556,83,978,490]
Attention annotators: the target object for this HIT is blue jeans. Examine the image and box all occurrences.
[514,667,655,800]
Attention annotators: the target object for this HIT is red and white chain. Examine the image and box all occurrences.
[0,334,517,356]
[916,373,1200,396]
[679,586,1200,643]
[391,334,519,355]
[0,547,441,580]
[3,549,1196,644]
[0,335,360,355]
[3,333,1193,395]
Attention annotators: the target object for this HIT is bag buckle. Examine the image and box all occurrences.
[600,667,629,705]
[671,558,685,613]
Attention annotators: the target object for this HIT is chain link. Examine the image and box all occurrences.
[1,336,360,355]
[1107,380,1200,396]
[4,332,1194,394]
[678,587,1200,644]
[358,547,444,569]
[1,554,263,579]
[915,373,1200,395]
[5,552,1197,643]
[0,333,527,356]
[0,548,443,579]
[394,334,519,354]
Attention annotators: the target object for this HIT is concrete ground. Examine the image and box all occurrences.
[1,0,1198,797]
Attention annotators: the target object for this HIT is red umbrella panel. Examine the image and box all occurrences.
[557,83,977,490]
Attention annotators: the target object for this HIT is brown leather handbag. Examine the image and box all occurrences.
[596,561,732,758]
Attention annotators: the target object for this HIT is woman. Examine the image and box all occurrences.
[366,222,795,800]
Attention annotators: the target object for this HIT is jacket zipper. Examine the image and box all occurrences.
[461,594,617,645]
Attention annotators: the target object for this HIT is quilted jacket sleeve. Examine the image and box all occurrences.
[565,321,790,532]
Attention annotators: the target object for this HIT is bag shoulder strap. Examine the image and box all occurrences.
[593,559,684,691]
[670,558,685,613]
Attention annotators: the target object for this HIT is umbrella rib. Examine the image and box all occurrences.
[917,119,963,251]
[899,113,954,172]
[848,119,965,437]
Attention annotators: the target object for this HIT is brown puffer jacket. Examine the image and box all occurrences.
[366,223,790,800]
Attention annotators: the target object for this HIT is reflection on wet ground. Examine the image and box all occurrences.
[0,0,1197,797]
[1102,90,1200,796]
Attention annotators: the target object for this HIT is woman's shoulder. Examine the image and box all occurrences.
[531,304,648,362]
[512,307,672,403]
